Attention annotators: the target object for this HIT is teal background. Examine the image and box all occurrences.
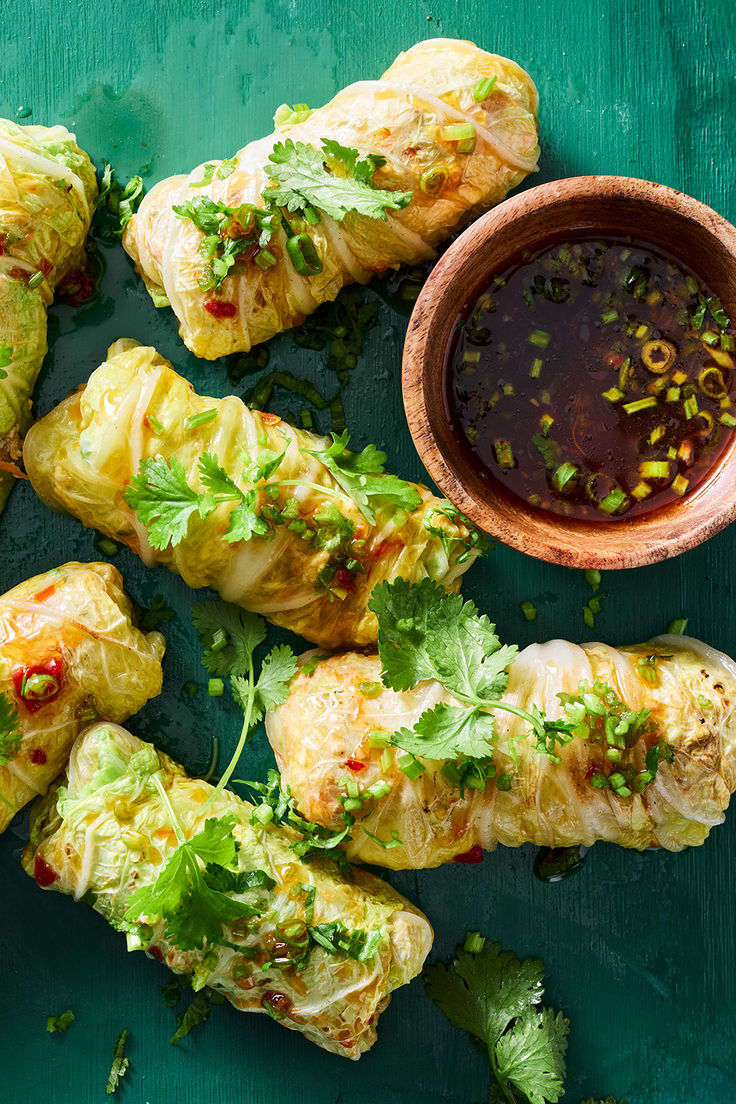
[1,1,735,1101]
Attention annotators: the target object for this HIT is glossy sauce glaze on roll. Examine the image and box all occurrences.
[23,341,483,648]
[24,723,433,1058]
[122,39,539,359]
[0,562,165,831]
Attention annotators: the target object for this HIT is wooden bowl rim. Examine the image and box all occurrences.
[402,175,736,569]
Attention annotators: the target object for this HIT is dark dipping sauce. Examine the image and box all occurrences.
[446,238,736,521]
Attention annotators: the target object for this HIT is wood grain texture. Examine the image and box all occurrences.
[403,175,736,567]
[1,2,735,1103]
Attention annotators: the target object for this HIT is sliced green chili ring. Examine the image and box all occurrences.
[598,486,629,515]
[584,472,617,507]
[286,233,323,277]
[438,123,476,142]
[275,919,309,947]
[698,365,727,398]
[253,248,277,270]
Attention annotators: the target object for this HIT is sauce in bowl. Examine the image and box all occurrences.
[446,238,736,521]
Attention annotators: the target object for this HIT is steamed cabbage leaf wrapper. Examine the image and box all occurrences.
[0,119,97,512]
[23,341,481,648]
[266,636,736,869]
[0,562,164,831]
[122,38,539,359]
[23,723,433,1059]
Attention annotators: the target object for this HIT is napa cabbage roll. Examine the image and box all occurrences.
[23,340,481,648]
[0,119,97,512]
[23,722,433,1058]
[266,582,736,869]
[122,38,539,359]
[0,562,165,831]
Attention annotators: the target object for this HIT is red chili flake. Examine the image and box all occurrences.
[346,759,365,772]
[148,945,163,962]
[34,854,57,887]
[367,1015,375,1026]
[0,234,6,255]
[335,566,356,593]
[57,267,97,306]
[453,844,484,864]
[12,656,63,713]
[260,412,282,426]
[39,257,53,275]
[29,748,47,765]
[585,763,598,781]
[204,299,237,319]
[8,266,29,281]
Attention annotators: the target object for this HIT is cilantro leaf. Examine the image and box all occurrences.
[304,430,421,523]
[124,815,256,951]
[138,595,176,632]
[46,1009,75,1033]
[198,452,244,499]
[251,644,299,721]
[495,1007,569,1104]
[263,139,412,222]
[426,936,569,1104]
[311,502,354,551]
[321,139,387,184]
[532,433,560,471]
[392,703,497,761]
[242,445,287,483]
[105,1028,130,1095]
[203,864,275,893]
[0,691,22,766]
[170,987,225,1045]
[224,492,270,543]
[96,162,144,238]
[124,456,214,550]
[192,601,266,678]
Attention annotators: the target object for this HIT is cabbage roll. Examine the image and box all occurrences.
[0,119,97,511]
[0,562,165,831]
[266,637,736,869]
[23,723,433,1058]
[23,341,481,648]
[122,38,539,359]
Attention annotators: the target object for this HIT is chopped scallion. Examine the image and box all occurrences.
[520,601,537,621]
[528,329,551,348]
[530,358,543,378]
[623,396,658,414]
[472,76,497,102]
[671,474,689,495]
[598,487,628,514]
[185,409,218,430]
[639,460,669,479]
[208,678,224,697]
[494,439,515,468]
[667,618,688,634]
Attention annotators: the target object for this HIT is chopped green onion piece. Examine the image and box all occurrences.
[551,462,579,492]
[702,330,720,347]
[530,358,543,378]
[598,487,629,514]
[438,123,476,141]
[455,137,476,153]
[631,481,652,501]
[182,681,198,697]
[368,731,390,747]
[582,604,595,628]
[623,396,658,414]
[358,681,382,698]
[667,618,688,634]
[252,803,274,825]
[696,694,712,710]
[254,248,277,270]
[528,329,551,348]
[520,601,537,621]
[208,678,224,697]
[397,752,426,780]
[602,387,624,403]
[94,535,119,558]
[618,356,632,390]
[585,569,601,591]
[147,415,165,436]
[683,395,699,419]
[463,350,481,363]
[496,774,512,792]
[601,309,618,324]
[420,165,449,196]
[671,474,689,495]
[640,460,669,479]
[28,271,44,289]
[649,425,665,444]
[286,233,323,277]
[185,409,218,430]
[720,412,736,427]
[381,748,392,772]
[463,931,486,954]
[494,439,515,469]
[666,387,681,402]
[721,333,735,352]
[472,76,497,101]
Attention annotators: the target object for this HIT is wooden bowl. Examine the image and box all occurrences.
[402,176,736,569]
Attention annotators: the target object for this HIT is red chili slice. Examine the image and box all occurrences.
[204,299,237,318]
[453,844,484,864]
[346,759,365,772]
[34,854,57,887]
[29,748,47,765]
[335,566,356,593]
[148,946,163,962]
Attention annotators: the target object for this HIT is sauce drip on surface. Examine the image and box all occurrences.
[446,238,736,521]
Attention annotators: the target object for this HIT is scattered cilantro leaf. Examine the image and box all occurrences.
[263,139,412,222]
[532,433,559,471]
[105,1028,131,1095]
[138,595,176,632]
[46,1010,75,1033]
[426,936,568,1104]
[170,987,225,1045]
[0,691,22,766]
[304,430,421,523]
[173,197,278,292]
[96,163,144,237]
[123,456,214,550]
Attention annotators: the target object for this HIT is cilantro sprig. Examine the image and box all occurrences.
[192,601,297,812]
[263,138,412,222]
[105,1028,130,1095]
[172,196,279,292]
[0,691,22,766]
[96,163,144,239]
[305,430,422,523]
[427,933,624,1104]
[368,579,576,780]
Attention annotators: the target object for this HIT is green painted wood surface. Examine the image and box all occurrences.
[1,2,735,1101]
